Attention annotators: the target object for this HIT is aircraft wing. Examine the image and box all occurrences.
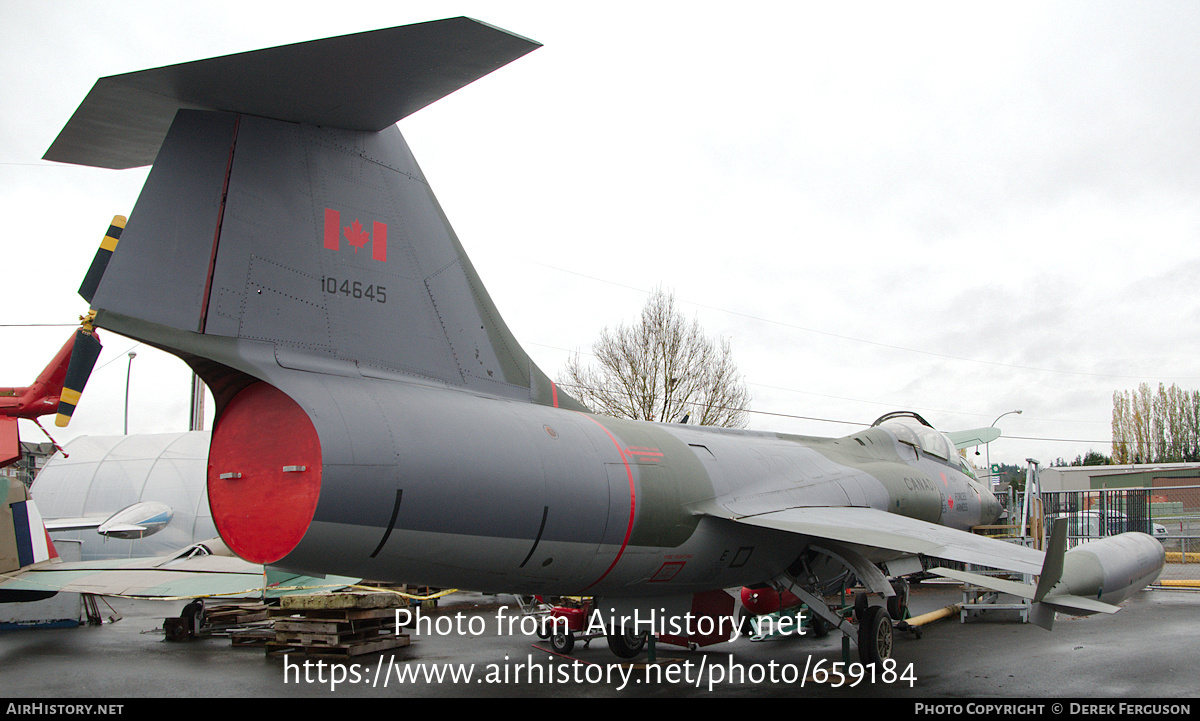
[43,517,106,532]
[0,547,358,600]
[945,427,1001,450]
[720,505,1045,575]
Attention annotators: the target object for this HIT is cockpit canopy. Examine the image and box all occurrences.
[871,411,954,461]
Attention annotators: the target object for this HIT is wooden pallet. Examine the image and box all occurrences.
[206,603,271,627]
[265,593,410,658]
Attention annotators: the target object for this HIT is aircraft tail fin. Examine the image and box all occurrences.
[1033,518,1067,602]
[58,19,582,412]
[1,478,60,576]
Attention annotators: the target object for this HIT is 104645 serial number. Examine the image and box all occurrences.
[323,277,387,304]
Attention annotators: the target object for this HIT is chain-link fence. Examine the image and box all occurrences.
[1032,485,1200,581]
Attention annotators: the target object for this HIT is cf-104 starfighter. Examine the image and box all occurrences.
[10,17,1162,662]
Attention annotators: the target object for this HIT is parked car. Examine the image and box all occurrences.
[1047,510,1168,541]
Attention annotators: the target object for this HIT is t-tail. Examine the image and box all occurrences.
[45,18,587,571]
[48,18,575,412]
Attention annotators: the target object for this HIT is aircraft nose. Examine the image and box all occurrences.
[981,490,1001,525]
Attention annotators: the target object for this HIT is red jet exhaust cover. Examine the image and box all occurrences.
[207,382,322,564]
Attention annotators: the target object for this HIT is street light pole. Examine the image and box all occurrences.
[124,352,137,435]
[986,409,1022,491]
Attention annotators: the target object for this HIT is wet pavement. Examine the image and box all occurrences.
[0,582,1196,700]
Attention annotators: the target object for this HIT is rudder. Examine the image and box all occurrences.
[1,479,59,575]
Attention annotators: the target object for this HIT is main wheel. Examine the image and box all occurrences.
[887,578,910,620]
[607,629,648,658]
[550,631,575,654]
[857,606,893,664]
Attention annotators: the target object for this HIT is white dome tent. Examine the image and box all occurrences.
[31,432,215,561]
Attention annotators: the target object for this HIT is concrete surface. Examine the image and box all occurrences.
[0,583,1196,699]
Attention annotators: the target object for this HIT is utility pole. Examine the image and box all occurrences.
[189,374,205,431]
[986,409,1022,491]
[124,351,137,434]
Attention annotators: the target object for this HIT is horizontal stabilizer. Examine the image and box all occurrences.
[45,17,540,169]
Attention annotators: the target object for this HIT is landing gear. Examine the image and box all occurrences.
[807,608,830,638]
[887,577,910,620]
[774,551,903,668]
[853,591,870,622]
[606,629,648,659]
[857,606,893,664]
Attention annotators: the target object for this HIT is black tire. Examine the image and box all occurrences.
[536,617,551,640]
[607,629,648,659]
[887,578,910,620]
[550,631,574,654]
[857,606,893,665]
[853,592,869,622]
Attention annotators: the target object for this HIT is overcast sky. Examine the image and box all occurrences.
[3,1,1199,471]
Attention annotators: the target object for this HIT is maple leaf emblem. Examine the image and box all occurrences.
[343,220,371,252]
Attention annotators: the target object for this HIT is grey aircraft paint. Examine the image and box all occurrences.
[43,17,1164,660]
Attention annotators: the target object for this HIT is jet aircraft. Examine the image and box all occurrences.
[22,17,1164,662]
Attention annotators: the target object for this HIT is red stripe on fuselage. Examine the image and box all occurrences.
[578,415,636,592]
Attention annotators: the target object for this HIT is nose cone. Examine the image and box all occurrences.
[979,487,1002,525]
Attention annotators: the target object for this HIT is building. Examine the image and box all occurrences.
[0,441,57,488]
[1039,462,1200,492]
[1038,463,1200,536]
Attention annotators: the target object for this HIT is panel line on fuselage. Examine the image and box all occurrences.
[369,489,403,558]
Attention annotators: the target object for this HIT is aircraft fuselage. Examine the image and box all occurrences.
[207,367,1000,598]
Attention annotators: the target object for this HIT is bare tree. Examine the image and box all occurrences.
[560,289,750,428]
